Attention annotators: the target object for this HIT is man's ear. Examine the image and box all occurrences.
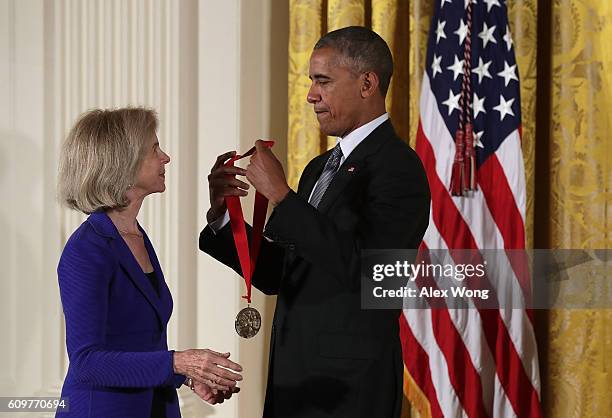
[361,71,380,98]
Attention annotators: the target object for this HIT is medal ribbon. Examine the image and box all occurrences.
[224,140,274,304]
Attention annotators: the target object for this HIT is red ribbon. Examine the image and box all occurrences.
[224,140,274,304]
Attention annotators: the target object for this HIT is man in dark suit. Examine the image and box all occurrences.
[200,26,430,418]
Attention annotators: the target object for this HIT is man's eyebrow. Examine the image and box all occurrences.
[309,74,332,80]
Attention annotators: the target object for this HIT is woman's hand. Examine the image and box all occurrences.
[173,349,243,392]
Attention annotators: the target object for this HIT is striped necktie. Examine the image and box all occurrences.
[309,144,343,208]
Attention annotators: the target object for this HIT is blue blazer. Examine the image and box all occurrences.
[57,211,185,418]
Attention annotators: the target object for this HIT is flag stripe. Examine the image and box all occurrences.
[478,152,537,319]
[493,130,526,221]
[404,3,542,417]
[420,225,500,417]
[479,139,542,391]
[477,311,542,417]
[477,153,525,249]
[417,244,489,418]
[414,139,514,417]
[405,308,468,418]
[400,314,445,418]
[497,308,541,396]
[430,301,488,418]
[414,109,542,418]
[416,121,478,250]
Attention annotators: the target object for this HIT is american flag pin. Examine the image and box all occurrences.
[347,166,356,172]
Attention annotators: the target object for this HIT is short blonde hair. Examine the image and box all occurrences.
[58,107,158,214]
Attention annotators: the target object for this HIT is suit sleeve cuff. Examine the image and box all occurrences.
[166,350,186,388]
[173,373,187,388]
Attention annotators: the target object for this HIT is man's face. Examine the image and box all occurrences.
[307,47,363,138]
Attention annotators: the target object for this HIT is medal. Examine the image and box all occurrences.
[224,141,274,338]
[235,306,262,338]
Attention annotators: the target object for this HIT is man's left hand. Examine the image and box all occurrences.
[193,380,240,405]
[193,380,217,404]
[246,140,291,206]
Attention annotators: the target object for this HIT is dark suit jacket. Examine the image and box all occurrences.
[57,211,185,418]
[200,120,430,418]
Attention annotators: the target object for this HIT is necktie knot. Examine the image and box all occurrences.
[309,144,344,209]
[327,144,343,170]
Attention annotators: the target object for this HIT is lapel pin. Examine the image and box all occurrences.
[347,166,356,173]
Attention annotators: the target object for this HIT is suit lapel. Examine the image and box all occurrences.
[88,212,167,325]
[142,231,172,322]
[315,160,364,213]
[315,120,394,213]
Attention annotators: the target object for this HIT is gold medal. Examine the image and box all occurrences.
[235,306,261,338]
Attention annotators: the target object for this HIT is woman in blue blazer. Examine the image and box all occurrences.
[56,108,242,417]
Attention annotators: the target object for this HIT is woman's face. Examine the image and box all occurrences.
[133,134,171,195]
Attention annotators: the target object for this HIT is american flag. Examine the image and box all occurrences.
[401,0,542,417]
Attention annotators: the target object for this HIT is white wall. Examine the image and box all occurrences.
[0,0,288,416]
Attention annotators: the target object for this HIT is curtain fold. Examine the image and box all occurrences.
[537,1,611,417]
[288,0,324,189]
[325,0,366,149]
[507,0,537,250]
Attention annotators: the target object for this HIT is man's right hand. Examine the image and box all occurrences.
[207,151,249,224]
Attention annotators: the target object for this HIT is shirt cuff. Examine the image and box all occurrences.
[208,210,230,234]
